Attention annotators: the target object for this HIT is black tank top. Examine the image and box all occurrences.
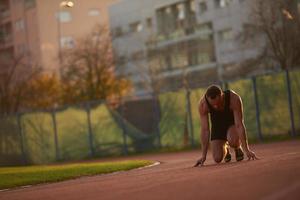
[205,90,235,130]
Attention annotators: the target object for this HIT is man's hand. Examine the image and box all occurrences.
[245,149,259,160]
[194,156,206,167]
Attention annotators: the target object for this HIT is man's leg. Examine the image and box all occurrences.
[227,125,241,148]
[227,126,244,161]
[211,140,227,163]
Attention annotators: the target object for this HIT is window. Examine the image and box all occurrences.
[196,22,213,35]
[148,49,169,72]
[187,0,197,26]
[177,3,185,20]
[58,11,72,23]
[188,36,215,66]
[170,49,188,69]
[0,23,12,43]
[218,28,233,41]
[146,18,152,29]
[129,21,143,33]
[60,36,75,48]
[215,0,232,8]
[24,0,36,9]
[116,55,127,65]
[135,82,146,91]
[0,48,14,60]
[13,0,22,4]
[15,19,25,31]
[199,1,208,14]
[190,0,196,12]
[112,26,123,38]
[156,1,196,39]
[156,6,177,35]
[131,51,144,61]
[197,53,210,64]
[197,22,212,31]
[149,56,162,71]
[243,23,256,37]
[17,44,27,55]
[88,9,100,16]
[0,29,4,40]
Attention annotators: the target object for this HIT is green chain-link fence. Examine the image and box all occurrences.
[1,69,300,166]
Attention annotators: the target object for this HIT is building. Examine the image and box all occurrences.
[0,0,117,73]
[109,0,266,96]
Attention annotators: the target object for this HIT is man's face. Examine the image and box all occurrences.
[207,95,222,110]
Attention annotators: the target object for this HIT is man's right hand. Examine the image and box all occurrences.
[194,156,206,167]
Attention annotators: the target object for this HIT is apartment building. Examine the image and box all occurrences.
[0,0,117,73]
[109,0,268,95]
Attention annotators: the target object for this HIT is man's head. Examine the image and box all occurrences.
[205,85,223,109]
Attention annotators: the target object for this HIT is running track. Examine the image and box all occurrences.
[1,140,300,200]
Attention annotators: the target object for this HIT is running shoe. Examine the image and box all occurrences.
[235,147,244,161]
[224,142,231,162]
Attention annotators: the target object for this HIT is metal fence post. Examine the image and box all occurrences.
[252,77,263,141]
[222,82,229,90]
[51,110,60,161]
[120,100,128,155]
[285,70,296,137]
[17,113,27,164]
[185,88,194,147]
[153,94,161,148]
[86,104,95,157]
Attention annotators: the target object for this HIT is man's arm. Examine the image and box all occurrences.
[199,101,210,158]
[194,99,210,167]
[232,94,258,160]
[232,95,249,151]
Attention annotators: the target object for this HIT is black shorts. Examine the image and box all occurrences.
[211,124,233,141]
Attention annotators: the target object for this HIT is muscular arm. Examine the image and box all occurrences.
[199,100,210,158]
[232,95,249,151]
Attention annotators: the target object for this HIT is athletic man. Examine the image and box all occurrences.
[194,85,258,167]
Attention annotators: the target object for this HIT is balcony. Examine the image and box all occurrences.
[152,0,197,47]
[0,35,13,49]
[146,27,193,47]
[0,9,10,19]
[146,20,213,50]
[0,0,10,21]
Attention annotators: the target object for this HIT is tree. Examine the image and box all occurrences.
[23,73,62,110]
[240,0,300,70]
[60,25,132,105]
[0,54,66,114]
[0,55,41,114]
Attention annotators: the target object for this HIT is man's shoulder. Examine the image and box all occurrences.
[198,96,209,114]
[198,95,207,106]
[229,90,242,109]
[229,90,241,101]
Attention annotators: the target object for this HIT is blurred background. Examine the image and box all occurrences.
[0,0,300,166]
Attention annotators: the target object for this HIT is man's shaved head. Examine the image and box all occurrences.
[206,85,222,99]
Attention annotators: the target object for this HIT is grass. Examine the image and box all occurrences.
[0,160,153,190]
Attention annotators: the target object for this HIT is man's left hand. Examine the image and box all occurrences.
[245,149,259,160]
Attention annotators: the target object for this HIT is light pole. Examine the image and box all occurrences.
[53,1,74,160]
[57,1,74,75]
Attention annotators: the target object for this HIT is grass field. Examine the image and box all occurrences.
[0,160,153,190]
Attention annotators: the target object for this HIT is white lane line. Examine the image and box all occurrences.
[137,161,161,170]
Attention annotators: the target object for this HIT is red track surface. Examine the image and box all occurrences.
[1,140,300,200]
